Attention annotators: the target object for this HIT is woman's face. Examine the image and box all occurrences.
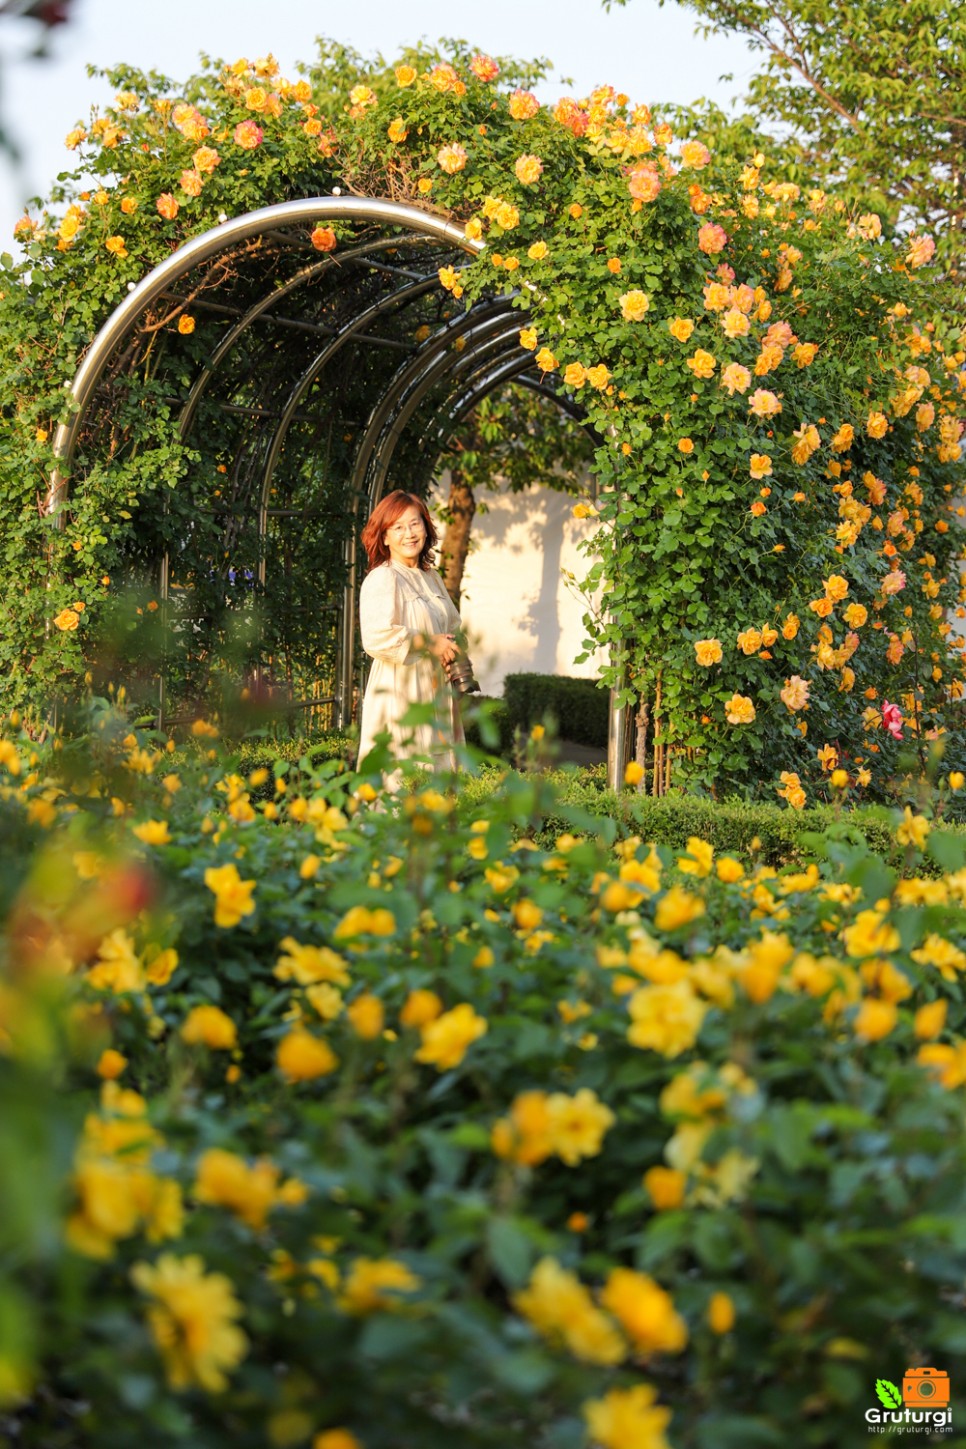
[384,504,426,567]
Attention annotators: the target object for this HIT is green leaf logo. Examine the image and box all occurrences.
[876,1380,902,1409]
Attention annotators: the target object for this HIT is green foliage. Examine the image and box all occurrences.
[650,0,966,280]
[3,709,966,1444]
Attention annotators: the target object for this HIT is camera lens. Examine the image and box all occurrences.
[448,651,480,695]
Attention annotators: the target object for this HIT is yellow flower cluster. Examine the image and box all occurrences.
[491,1086,615,1165]
[514,1257,686,1366]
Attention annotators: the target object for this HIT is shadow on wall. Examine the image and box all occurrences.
[431,479,606,697]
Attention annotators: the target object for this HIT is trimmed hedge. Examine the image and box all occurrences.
[457,764,966,871]
[502,673,609,749]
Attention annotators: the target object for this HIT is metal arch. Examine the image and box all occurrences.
[47,196,482,520]
[177,234,446,440]
[348,306,517,509]
[364,326,526,507]
[252,272,450,586]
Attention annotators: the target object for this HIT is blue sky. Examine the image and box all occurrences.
[0,0,755,237]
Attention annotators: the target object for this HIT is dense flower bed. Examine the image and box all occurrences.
[2,708,966,1446]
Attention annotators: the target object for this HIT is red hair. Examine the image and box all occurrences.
[361,490,437,571]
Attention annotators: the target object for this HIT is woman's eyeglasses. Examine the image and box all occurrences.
[387,520,426,537]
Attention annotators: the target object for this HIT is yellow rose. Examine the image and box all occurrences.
[694,638,722,666]
[725,694,755,725]
[619,289,649,322]
[667,317,694,343]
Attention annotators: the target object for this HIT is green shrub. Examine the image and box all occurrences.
[458,763,966,871]
[502,674,609,749]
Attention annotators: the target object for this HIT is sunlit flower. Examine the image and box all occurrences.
[508,89,540,120]
[627,162,661,203]
[514,153,543,185]
[340,1257,421,1313]
[694,638,722,666]
[620,289,649,322]
[680,139,710,169]
[906,234,936,269]
[720,307,750,339]
[720,362,751,395]
[233,119,263,149]
[583,1384,672,1449]
[748,388,781,418]
[414,1003,487,1070]
[203,863,256,928]
[276,1028,339,1082]
[470,54,499,82]
[725,694,755,724]
[628,980,706,1056]
[686,349,716,379]
[780,676,810,712]
[180,1004,237,1050]
[437,143,468,174]
[546,1088,615,1165]
[667,316,694,343]
[697,222,728,254]
[601,1267,687,1355]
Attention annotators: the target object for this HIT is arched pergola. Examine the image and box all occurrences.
[47,196,629,781]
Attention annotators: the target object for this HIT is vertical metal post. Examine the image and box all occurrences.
[607,681,631,792]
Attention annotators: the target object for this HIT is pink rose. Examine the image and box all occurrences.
[881,701,903,740]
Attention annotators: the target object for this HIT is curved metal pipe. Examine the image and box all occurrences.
[254,273,445,585]
[47,196,481,521]
[364,324,526,508]
[178,234,444,439]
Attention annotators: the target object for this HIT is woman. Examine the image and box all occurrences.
[357,490,465,778]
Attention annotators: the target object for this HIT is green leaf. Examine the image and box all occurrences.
[487,1215,534,1287]
[875,1379,902,1409]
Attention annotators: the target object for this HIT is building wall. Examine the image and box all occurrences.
[430,479,606,698]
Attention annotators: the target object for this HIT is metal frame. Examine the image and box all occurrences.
[48,194,624,780]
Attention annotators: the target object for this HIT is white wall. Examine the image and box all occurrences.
[430,479,607,698]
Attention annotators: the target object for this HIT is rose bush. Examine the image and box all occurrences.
[2,704,966,1446]
[0,40,962,803]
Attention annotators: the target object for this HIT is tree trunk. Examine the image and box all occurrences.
[439,467,477,608]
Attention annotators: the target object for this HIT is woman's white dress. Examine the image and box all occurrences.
[357,560,465,772]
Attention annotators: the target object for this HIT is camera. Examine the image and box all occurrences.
[447,631,480,695]
[902,1368,949,1407]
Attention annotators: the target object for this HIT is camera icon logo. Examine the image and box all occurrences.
[903,1367,950,1407]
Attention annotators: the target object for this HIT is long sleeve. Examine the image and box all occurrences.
[359,565,419,665]
[427,569,463,634]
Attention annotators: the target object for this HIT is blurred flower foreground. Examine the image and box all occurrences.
[2,699,966,1449]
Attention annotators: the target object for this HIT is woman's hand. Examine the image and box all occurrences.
[427,633,459,670]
